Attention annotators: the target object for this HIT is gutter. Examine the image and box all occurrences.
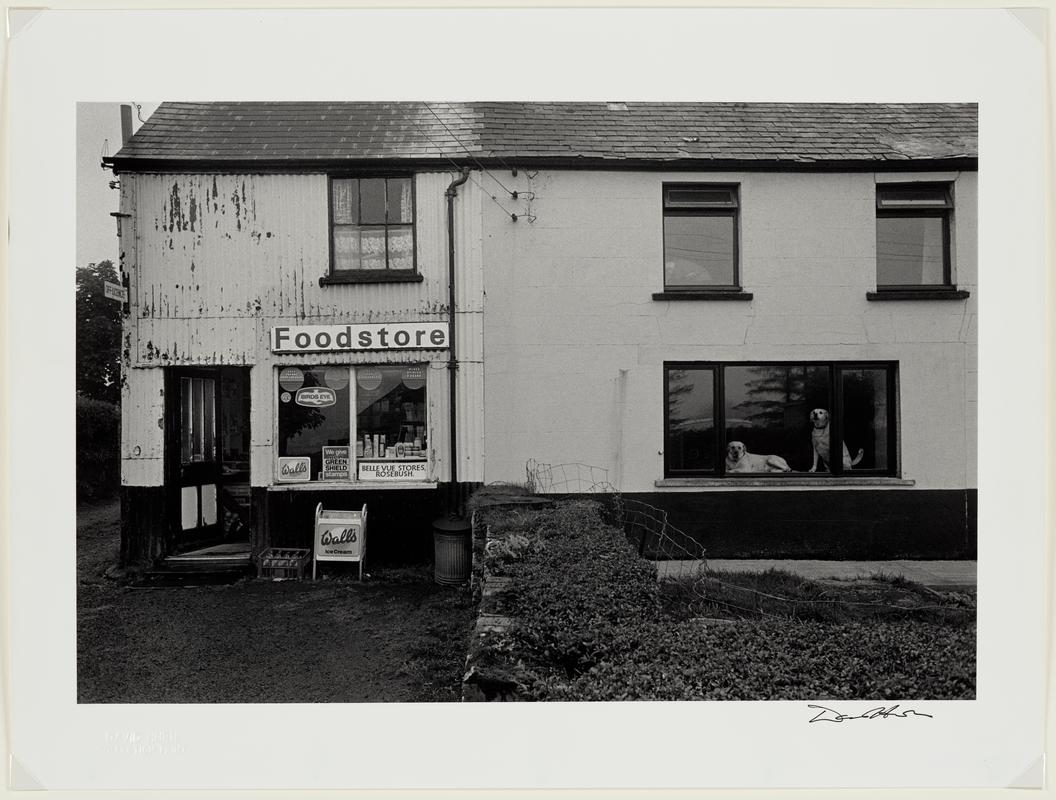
[445,168,471,515]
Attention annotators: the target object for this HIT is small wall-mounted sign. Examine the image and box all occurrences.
[358,460,429,482]
[271,323,449,354]
[295,387,337,407]
[277,457,311,482]
[321,446,350,480]
[104,281,128,303]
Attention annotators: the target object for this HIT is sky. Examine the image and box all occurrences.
[76,102,160,268]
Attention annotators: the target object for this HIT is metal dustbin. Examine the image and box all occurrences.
[433,516,471,586]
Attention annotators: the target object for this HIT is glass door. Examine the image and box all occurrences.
[170,368,222,549]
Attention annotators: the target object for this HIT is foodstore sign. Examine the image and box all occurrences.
[271,323,449,354]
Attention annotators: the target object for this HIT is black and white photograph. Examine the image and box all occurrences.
[75,99,979,706]
[5,5,1050,794]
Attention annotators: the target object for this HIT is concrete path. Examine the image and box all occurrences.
[654,559,976,590]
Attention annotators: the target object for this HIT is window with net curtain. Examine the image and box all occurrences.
[331,177,415,273]
[876,183,953,288]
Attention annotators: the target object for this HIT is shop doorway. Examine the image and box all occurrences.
[166,366,251,554]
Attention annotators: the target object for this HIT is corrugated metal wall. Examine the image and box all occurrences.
[123,170,486,487]
[120,366,165,485]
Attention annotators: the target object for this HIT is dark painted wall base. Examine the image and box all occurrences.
[259,484,478,565]
[122,484,973,565]
[623,489,977,560]
[120,486,169,566]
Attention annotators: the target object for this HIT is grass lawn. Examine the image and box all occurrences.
[77,499,476,703]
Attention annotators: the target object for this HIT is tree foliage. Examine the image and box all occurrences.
[76,260,122,404]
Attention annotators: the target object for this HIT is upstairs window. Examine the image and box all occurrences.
[662,184,740,290]
[327,177,418,283]
[875,183,953,289]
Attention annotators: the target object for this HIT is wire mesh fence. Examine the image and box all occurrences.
[525,459,705,562]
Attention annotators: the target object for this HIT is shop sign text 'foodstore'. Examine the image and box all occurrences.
[271,323,449,354]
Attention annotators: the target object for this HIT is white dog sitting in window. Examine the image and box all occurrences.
[808,408,864,472]
[725,441,792,473]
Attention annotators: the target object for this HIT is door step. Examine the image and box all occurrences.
[149,542,254,577]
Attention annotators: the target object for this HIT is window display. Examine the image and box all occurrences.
[276,364,428,482]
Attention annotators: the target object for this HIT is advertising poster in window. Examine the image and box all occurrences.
[321,446,350,480]
[358,460,429,481]
[276,456,311,482]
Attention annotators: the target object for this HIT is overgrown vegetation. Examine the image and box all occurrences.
[477,499,975,701]
[76,260,123,502]
[77,395,120,502]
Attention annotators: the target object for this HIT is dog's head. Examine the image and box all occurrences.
[726,441,747,462]
[809,408,830,429]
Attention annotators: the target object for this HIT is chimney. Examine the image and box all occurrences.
[120,104,133,145]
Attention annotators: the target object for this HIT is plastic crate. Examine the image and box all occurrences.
[257,548,311,580]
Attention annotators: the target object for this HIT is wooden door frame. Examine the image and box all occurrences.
[164,366,224,554]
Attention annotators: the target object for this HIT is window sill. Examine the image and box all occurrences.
[320,271,424,286]
[655,476,915,488]
[652,290,753,301]
[268,480,438,491]
[866,289,970,301]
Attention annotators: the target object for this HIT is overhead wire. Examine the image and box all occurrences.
[430,101,519,177]
[408,115,522,222]
[421,102,537,222]
[422,102,516,196]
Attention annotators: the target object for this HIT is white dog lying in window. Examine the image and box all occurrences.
[808,408,864,472]
[725,441,792,473]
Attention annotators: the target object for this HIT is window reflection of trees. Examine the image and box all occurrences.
[667,369,715,472]
[727,366,828,472]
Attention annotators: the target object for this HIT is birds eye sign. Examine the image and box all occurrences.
[271,323,449,353]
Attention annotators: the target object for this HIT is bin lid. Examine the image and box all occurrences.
[432,516,470,533]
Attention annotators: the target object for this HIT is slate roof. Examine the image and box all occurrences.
[111,102,978,170]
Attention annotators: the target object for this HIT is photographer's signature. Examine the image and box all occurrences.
[807,704,933,723]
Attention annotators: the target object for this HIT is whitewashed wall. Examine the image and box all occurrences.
[120,171,485,487]
[482,169,978,492]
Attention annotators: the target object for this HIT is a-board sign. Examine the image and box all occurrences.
[321,446,350,480]
[277,457,311,482]
[104,281,128,302]
[313,503,368,580]
[358,460,429,481]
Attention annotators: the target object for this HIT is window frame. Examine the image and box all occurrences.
[875,182,954,291]
[661,183,742,293]
[323,174,422,285]
[663,361,899,479]
[273,363,431,484]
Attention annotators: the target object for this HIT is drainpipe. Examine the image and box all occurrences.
[445,168,470,517]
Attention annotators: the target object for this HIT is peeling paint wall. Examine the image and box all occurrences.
[120,366,165,486]
[122,170,485,488]
[482,169,977,492]
[129,172,456,365]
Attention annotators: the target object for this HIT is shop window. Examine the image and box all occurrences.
[662,184,740,291]
[324,176,420,285]
[276,365,428,482]
[875,183,953,289]
[664,362,896,477]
